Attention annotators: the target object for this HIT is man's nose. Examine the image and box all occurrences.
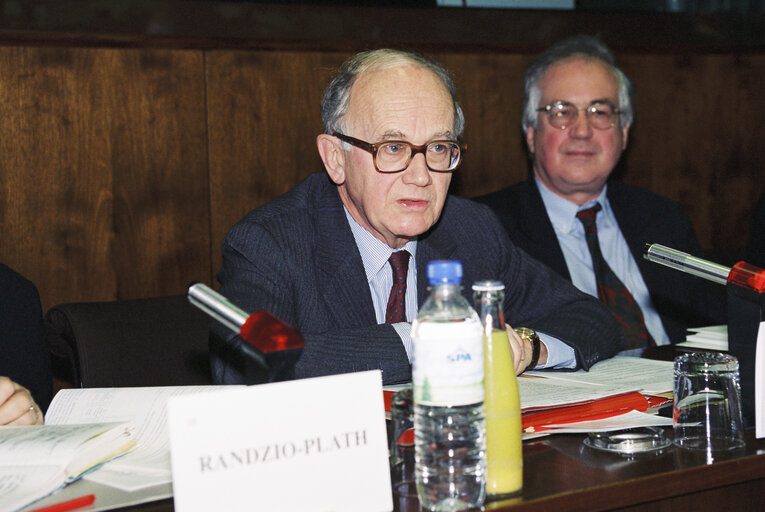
[402,152,432,186]
[569,110,594,138]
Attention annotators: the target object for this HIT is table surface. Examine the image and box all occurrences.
[96,426,765,512]
[29,346,765,512]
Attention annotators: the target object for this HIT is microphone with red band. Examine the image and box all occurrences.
[644,243,765,426]
[643,243,765,292]
[188,283,304,384]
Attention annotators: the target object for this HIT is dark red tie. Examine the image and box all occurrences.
[386,250,410,323]
[576,205,655,350]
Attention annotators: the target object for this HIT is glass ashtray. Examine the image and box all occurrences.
[583,427,671,455]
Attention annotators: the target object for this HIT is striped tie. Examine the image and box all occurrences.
[576,205,655,350]
[385,250,410,323]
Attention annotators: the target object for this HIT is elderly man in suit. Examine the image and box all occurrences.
[476,36,725,352]
[211,48,621,386]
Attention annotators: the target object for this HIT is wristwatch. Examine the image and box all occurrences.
[514,327,541,370]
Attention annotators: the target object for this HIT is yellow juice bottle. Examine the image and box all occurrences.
[484,329,523,497]
[472,281,523,499]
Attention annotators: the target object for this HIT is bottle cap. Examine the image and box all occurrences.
[427,260,463,285]
[472,280,504,292]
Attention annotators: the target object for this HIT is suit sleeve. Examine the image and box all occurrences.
[210,219,411,386]
[486,211,624,370]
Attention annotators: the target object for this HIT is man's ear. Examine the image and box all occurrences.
[621,122,630,150]
[317,134,345,185]
[525,126,536,154]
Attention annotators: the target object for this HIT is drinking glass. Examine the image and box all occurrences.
[673,352,745,452]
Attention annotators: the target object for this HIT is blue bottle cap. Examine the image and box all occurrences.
[427,260,463,285]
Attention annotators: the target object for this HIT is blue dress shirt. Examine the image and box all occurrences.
[535,178,670,349]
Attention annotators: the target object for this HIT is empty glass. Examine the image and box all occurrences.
[673,352,745,453]
[389,386,418,511]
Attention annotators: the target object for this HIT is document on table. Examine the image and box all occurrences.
[756,321,765,439]
[539,410,673,433]
[45,386,234,491]
[677,325,728,351]
[0,422,135,512]
[522,356,674,410]
[518,357,674,435]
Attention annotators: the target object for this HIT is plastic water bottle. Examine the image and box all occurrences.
[411,260,486,511]
[473,281,523,498]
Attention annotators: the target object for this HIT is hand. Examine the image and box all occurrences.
[505,325,548,375]
[0,376,43,425]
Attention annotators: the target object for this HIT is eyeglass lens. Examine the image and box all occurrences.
[546,102,617,130]
[376,141,461,172]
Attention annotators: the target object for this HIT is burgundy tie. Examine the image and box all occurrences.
[386,250,410,323]
[576,205,655,350]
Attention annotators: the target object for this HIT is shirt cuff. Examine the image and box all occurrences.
[536,332,577,369]
[393,322,413,363]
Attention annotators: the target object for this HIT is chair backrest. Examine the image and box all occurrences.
[46,294,212,388]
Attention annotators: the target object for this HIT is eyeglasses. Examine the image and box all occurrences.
[332,132,465,173]
[536,101,622,130]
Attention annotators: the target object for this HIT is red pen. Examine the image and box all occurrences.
[28,494,95,512]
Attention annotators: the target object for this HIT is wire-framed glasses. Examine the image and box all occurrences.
[536,100,622,130]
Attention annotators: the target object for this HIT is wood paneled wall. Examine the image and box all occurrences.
[0,42,763,312]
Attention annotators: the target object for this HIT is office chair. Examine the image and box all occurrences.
[46,294,213,388]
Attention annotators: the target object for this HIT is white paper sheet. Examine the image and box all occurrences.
[756,321,765,439]
[523,356,674,400]
[45,386,230,491]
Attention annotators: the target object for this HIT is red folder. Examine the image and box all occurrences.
[521,391,655,431]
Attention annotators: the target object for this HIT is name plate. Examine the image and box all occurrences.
[756,321,765,438]
[168,370,393,512]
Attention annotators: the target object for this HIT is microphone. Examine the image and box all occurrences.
[643,243,765,292]
[643,243,765,426]
[188,283,304,384]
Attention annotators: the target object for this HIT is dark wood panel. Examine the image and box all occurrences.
[0,46,210,311]
[619,53,765,250]
[436,52,532,199]
[206,50,348,278]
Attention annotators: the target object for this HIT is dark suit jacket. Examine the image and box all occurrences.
[211,173,622,385]
[0,263,51,411]
[475,178,726,344]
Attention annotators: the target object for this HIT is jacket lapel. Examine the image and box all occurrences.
[517,179,572,279]
[416,211,460,305]
[312,179,377,328]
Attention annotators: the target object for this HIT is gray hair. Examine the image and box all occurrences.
[321,49,465,138]
[521,35,634,132]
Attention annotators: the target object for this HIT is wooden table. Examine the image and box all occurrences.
[109,428,764,512]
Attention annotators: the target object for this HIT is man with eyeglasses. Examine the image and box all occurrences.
[211,48,621,386]
[476,36,725,352]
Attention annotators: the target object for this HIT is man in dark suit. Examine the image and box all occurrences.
[211,49,621,386]
[476,36,724,349]
[0,263,49,423]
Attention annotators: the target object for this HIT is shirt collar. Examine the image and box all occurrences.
[534,177,612,235]
[343,207,418,282]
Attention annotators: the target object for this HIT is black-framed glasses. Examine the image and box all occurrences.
[536,100,622,130]
[332,132,465,173]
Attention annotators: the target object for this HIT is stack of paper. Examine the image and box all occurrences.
[44,386,231,493]
[519,357,674,434]
[385,357,675,436]
[677,325,728,351]
[0,422,135,512]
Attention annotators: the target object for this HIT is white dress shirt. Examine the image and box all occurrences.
[535,178,670,349]
[344,207,575,368]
